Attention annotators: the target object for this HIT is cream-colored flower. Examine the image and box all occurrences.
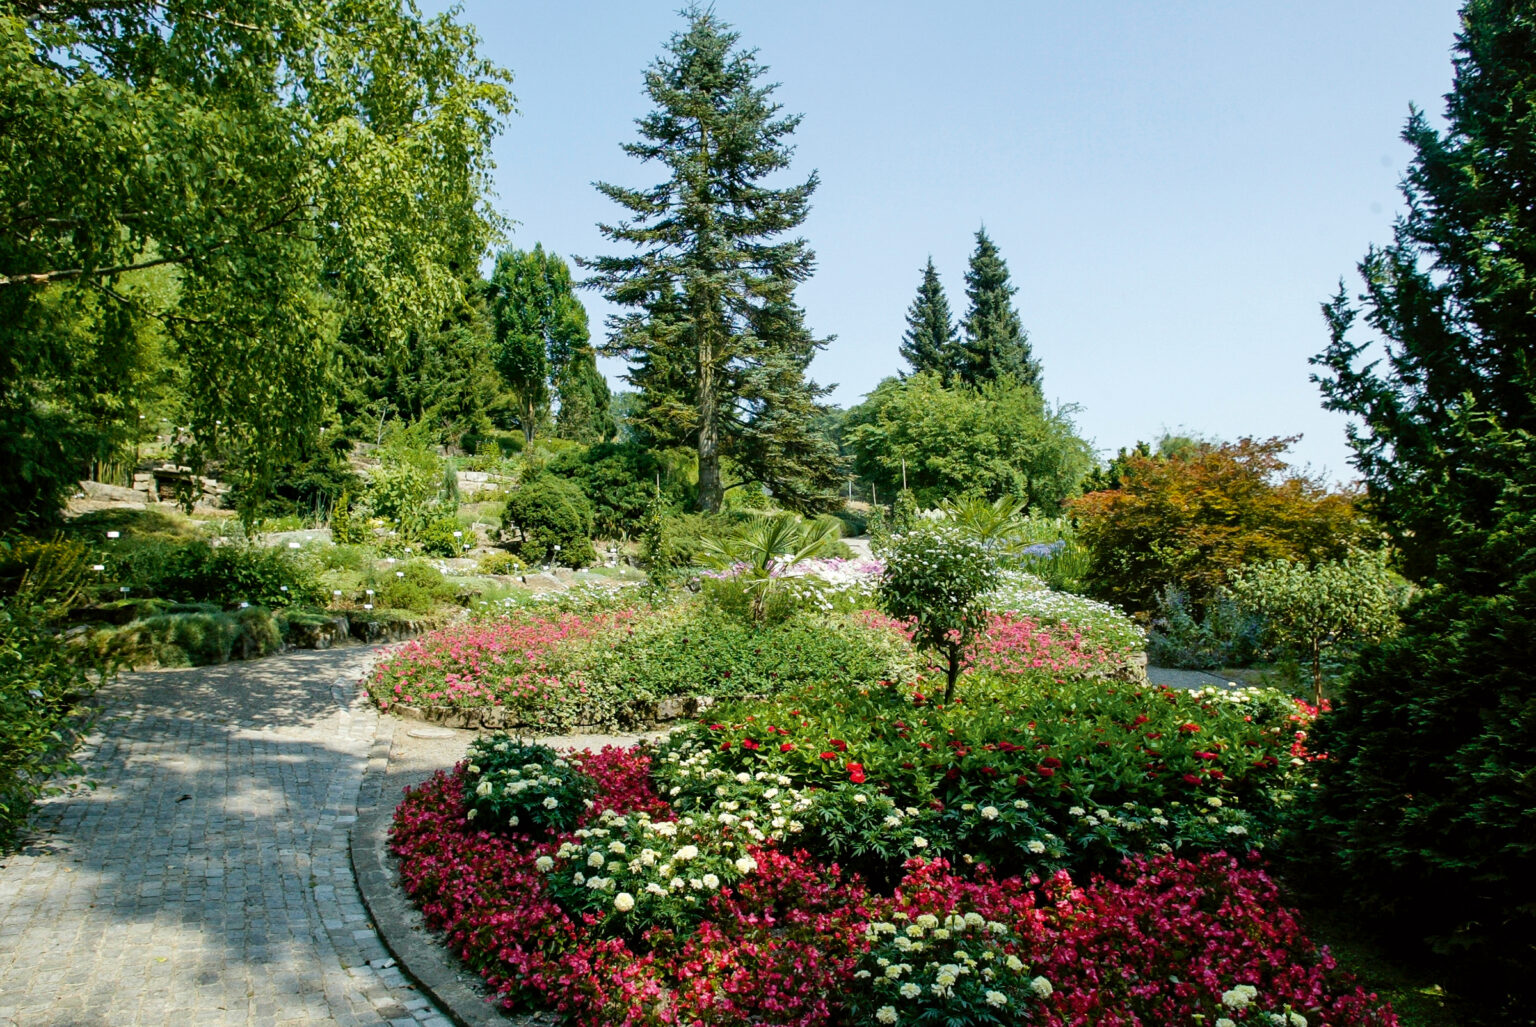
[613,892,635,913]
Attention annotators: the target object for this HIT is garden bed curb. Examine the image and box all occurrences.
[351,698,552,1027]
[392,692,728,732]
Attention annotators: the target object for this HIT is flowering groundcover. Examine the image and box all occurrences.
[391,745,1396,1027]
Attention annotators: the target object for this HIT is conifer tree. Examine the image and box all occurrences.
[960,228,1041,389]
[899,257,961,379]
[584,9,841,513]
[1306,1,1536,1009]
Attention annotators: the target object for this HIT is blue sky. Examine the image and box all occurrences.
[431,1,1464,484]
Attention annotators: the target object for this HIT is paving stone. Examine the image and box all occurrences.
[0,647,447,1025]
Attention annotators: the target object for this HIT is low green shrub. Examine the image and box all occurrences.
[502,473,596,567]
[98,537,324,608]
[477,550,526,575]
[93,606,285,667]
[373,562,458,614]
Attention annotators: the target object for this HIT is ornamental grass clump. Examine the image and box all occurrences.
[461,737,593,835]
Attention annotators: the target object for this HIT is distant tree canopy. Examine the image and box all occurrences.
[487,246,608,444]
[584,9,841,514]
[0,0,513,524]
[846,372,1091,511]
[1069,436,1370,613]
[961,228,1040,389]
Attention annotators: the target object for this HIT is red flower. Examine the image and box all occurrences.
[1195,751,1220,760]
[721,741,731,751]
[846,762,866,784]
[819,751,837,760]
[1179,723,1202,734]
[1183,773,1202,785]
[741,738,760,751]
[708,723,724,731]
[829,739,848,752]
[1037,766,1056,778]
[779,742,794,753]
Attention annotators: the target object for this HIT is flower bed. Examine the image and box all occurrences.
[391,744,1396,1026]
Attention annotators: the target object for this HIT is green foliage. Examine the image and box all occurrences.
[373,562,458,614]
[1302,6,1536,1011]
[488,245,593,443]
[554,606,921,727]
[366,461,440,539]
[697,513,844,624]
[554,346,616,445]
[586,10,841,513]
[1070,436,1370,614]
[548,441,691,540]
[329,491,371,546]
[1226,551,1405,704]
[1147,585,1265,671]
[899,257,962,380]
[502,474,596,567]
[460,737,593,835]
[0,539,102,849]
[877,524,1000,701]
[101,537,323,608]
[1,2,514,520]
[641,506,708,584]
[847,373,1092,511]
[655,675,1308,884]
[477,551,526,576]
[960,227,1041,389]
[96,606,284,667]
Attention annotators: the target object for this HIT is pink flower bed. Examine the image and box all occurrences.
[391,747,1397,1026]
[859,609,1134,678]
[366,611,634,711]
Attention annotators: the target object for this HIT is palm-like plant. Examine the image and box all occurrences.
[939,494,1031,554]
[697,514,843,623]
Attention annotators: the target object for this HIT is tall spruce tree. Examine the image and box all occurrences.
[960,228,1041,389]
[555,348,616,445]
[900,257,961,379]
[1306,0,1536,1011]
[584,9,841,513]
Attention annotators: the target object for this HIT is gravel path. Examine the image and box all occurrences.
[0,647,451,1027]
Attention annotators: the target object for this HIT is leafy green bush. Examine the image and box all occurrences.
[413,516,466,558]
[93,606,285,667]
[502,473,596,567]
[101,538,324,608]
[547,441,691,540]
[477,550,526,575]
[1225,550,1405,705]
[329,491,371,545]
[373,561,458,614]
[558,605,920,713]
[460,737,593,835]
[1,542,102,850]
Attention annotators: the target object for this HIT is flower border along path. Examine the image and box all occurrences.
[352,716,668,1027]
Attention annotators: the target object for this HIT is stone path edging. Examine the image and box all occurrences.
[350,711,546,1027]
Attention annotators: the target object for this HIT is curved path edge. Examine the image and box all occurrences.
[350,715,546,1027]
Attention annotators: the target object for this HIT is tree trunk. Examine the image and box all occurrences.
[696,328,722,513]
[945,642,961,704]
[1311,643,1324,708]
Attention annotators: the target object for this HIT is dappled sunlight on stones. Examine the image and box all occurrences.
[0,644,451,1026]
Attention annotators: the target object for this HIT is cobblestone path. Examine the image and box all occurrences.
[0,647,449,1027]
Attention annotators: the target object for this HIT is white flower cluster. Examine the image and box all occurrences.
[654,745,814,838]
[856,911,1049,1018]
[545,808,761,921]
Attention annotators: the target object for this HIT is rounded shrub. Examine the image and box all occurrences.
[502,474,596,568]
[461,736,593,835]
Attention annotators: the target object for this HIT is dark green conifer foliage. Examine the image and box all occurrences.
[899,257,961,379]
[1306,1,1536,1012]
[584,9,841,513]
[555,348,616,445]
[960,228,1040,389]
